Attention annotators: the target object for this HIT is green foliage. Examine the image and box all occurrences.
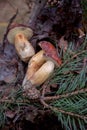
[0,37,87,129]
[48,36,87,130]
[0,87,31,127]
[51,94,87,130]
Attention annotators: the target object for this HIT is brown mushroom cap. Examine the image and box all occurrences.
[38,41,62,66]
[7,26,33,44]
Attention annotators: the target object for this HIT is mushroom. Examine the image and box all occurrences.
[22,50,55,99]
[23,60,54,99]
[7,24,35,62]
[38,41,62,66]
[22,50,46,88]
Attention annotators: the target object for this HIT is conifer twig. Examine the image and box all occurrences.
[0,97,29,104]
[61,50,87,67]
[40,99,87,120]
[41,87,87,101]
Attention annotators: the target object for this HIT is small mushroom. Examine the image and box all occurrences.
[38,41,62,66]
[7,25,35,62]
[22,50,55,99]
[22,41,62,99]
[22,50,46,88]
[23,60,54,99]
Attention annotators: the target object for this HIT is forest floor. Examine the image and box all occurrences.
[0,1,87,130]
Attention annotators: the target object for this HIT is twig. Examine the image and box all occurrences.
[0,97,29,104]
[55,49,87,73]
[41,87,87,101]
[56,39,60,57]
[71,50,87,59]
[41,84,48,97]
[1,87,86,103]
[40,99,87,120]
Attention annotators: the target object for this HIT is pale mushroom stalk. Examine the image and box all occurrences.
[29,60,55,86]
[22,49,55,99]
[22,50,46,89]
[7,25,35,62]
[14,33,35,62]
[23,60,54,89]
[23,60,55,99]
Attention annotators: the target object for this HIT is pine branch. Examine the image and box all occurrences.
[41,87,87,101]
[40,99,87,120]
[39,36,87,130]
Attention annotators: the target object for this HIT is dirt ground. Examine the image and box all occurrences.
[2,113,65,130]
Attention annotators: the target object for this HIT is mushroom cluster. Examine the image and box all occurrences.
[7,25,62,99]
[22,41,62,99]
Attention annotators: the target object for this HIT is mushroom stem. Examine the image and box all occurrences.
[29,60,55,85]
[22,50,55,99]
[14,33,35,62]
[23,60,55,90]
[22,50,46,89]
[7,25,35,62]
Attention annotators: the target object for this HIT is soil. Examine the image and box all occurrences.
[2,114,65,130]
[22,114,64,130]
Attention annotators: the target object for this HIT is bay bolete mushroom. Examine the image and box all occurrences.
[23,50,46,86]
[22,50,53,89]
[23,60,54,90]
[38,41,62,66]
[7,24,35,62]
[23,61,54,99]
[22,50,55,99]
